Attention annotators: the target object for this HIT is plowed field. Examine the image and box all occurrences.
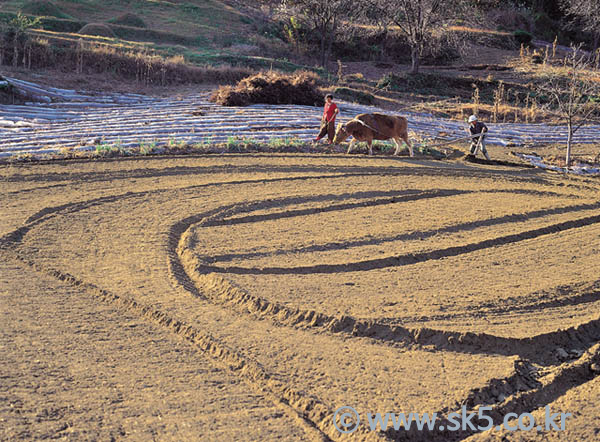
[2,154,599,441]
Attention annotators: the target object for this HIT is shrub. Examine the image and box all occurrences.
[490,8,533,33]
[0,11,83,32]
[107,13,146,29]
[533,12,560,43]
[20,0,72,19]
[513,30,533,46]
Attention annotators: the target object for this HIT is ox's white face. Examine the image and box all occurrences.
[333,123,350,144]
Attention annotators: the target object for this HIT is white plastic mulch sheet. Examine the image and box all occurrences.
[2,76,600,161]
[513,153,600,176]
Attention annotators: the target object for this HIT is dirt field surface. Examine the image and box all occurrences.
[2,153,600,441]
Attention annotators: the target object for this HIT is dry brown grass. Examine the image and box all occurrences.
[510,55,600,83]
[1,36,252,85]
[408,100,560,124]
[447,25,511,37]
[210,71,324,106]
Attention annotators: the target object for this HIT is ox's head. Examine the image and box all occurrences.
[333,123,350,144]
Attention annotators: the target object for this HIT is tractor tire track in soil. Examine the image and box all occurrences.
[3,154,600,441]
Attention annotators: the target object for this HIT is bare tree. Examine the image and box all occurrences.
[561,0,600,51]
[362,0,395,60]
[1,13,40,68]
[535,46,600,166]
[280,0,354,68]
[369,0,469,74]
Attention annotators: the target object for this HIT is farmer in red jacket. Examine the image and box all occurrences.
[315,94,339,144]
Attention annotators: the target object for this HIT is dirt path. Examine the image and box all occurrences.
[2,153,600,440]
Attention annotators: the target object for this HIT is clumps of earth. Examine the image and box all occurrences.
[210,72,324,107]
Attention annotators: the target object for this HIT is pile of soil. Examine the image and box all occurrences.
[210,71,323,107]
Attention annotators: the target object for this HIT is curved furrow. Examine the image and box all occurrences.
[197,212,600,275]
[166,192,600,366]
[205,200,600,263]
[4,153,600,441]
[0,247,367,442]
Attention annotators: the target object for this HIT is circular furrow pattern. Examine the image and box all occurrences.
[181,179,600,338]
[3,154,600,441]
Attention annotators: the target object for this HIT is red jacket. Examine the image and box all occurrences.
[323,102,338,122]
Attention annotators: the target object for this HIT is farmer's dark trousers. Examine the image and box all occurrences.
[469,134,488,154]
[317,120,335,143]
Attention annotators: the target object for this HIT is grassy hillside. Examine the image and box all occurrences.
[0,0,317,78]
[0,0,254,44]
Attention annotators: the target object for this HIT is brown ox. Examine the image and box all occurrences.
[333,113,413,156]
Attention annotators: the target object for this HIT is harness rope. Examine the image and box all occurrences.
[349,118,386,136]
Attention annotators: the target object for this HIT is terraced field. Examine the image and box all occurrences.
[3,77,600,160]
[2,153,600,440]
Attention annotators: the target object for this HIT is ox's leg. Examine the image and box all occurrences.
[367,140,373,155]
[392,138,402,156]
[398,134,414,157]
[346,139,356,154]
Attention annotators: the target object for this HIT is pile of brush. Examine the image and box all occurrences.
[210,71,323,107]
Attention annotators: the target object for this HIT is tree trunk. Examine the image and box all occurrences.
[410,46,420,74]
[566,120,573,168]
[325,22,336,69]
[13,35,18,68]
[320,27,326,68]
[380,27,388,60]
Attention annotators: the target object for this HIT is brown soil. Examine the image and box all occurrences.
[2,153,600,440]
